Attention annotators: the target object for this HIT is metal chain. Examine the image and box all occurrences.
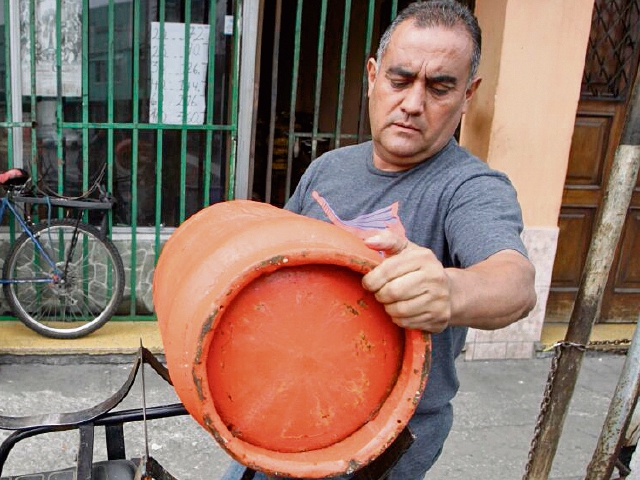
[522,338,631,479]
[585,338,632,353]
[523,341,582,479]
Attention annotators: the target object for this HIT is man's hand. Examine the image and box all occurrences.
[362,230,452,333]
[361,230,537,333]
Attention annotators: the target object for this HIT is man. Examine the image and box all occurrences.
[223,1,536,478]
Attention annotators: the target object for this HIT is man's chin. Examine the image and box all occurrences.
[381,137,446,161]
[384,148,427,164]
[379,136,426,154]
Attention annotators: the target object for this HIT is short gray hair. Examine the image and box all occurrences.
[375,0,482,81]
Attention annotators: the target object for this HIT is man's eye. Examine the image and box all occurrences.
[431,85,452,96]
[390,79,409,88]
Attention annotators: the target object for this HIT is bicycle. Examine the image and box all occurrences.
[0,168,125,339]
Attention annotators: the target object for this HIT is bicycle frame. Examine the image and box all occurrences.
[0,187,116,287]
[0,196,62,285]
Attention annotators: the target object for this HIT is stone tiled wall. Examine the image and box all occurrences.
[464,226,559,360]
[0,239,10,315]
[111,233,168,315]
[0,232,164,317]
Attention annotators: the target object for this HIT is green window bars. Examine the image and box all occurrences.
[0,0,240,319]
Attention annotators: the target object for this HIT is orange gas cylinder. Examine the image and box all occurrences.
[152,200,431,478]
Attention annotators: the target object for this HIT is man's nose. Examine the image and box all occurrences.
[400,84,425,115]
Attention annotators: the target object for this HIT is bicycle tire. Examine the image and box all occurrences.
[2,219,125,339]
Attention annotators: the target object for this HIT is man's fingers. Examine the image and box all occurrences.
[370,270,428,304]
[390,313,449,333]
[362,242,434,293]
[364,231,410,256]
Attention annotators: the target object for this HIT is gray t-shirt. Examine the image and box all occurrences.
[285,138,527,415]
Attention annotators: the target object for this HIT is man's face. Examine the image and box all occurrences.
[367,21,481,171]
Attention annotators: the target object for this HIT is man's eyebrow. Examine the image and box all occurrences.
[386,67,459,86]
[426,74,458,85]
[386,66,417,78]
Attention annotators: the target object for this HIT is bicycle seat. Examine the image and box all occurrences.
[0,169,30,187]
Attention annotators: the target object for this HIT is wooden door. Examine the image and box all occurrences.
[546,0,640,323]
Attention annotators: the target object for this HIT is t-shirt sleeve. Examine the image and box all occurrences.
[284,186,302,213]
[444,173,528,268]
[284,154,324,214]
[283,166,312,214]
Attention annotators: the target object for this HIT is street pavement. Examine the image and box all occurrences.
[0,352,636,480]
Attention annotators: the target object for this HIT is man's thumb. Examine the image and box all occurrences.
[363,231,409,256]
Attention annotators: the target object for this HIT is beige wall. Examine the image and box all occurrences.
[461,0,594,227]
[460,0,596,360]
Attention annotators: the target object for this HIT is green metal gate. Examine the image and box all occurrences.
[0,0,241,318]
[250,0,474,207]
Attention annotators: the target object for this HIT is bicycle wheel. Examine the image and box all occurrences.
[2,219,125,339]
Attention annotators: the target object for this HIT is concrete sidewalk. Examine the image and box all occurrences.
[0,350,635,480]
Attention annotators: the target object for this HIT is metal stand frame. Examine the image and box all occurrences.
[0,347,412,480]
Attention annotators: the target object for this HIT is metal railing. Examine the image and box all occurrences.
[252,0,475,206]
[0,0,240,318]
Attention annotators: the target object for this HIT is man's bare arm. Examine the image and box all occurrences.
[445,249,536,330]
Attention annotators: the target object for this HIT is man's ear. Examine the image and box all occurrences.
[462,76,482,113]
[366,58,378,97]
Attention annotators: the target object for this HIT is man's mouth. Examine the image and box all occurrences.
[392,122,420,132]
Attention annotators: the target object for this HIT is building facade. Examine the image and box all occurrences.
[1,0,638,358]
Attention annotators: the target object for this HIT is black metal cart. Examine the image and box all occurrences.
[0,347,411,480]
